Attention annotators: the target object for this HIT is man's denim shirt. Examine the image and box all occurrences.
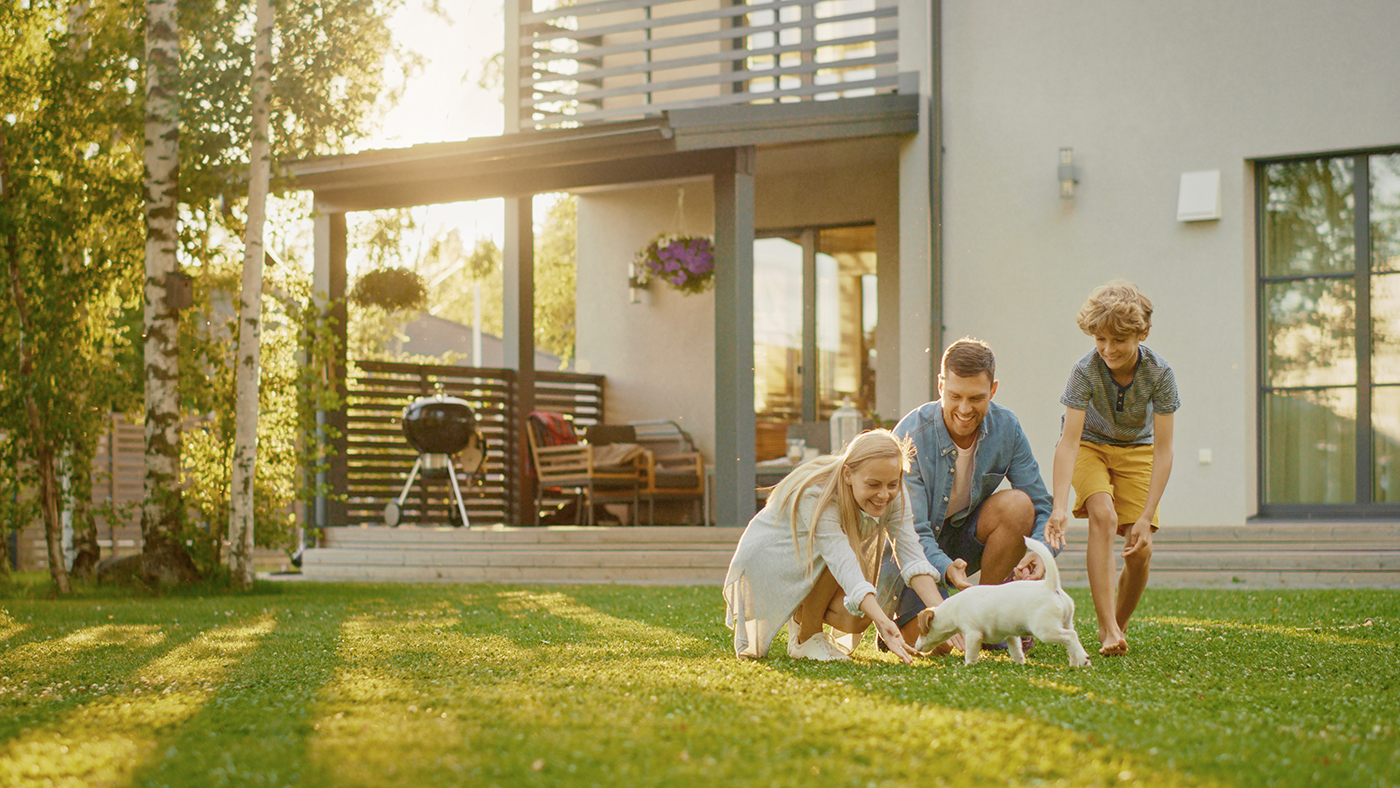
[893,400,1055,577]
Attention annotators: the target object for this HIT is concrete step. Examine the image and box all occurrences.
[300,523,1400,587]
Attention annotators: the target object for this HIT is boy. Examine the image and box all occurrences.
[1045,282,1178,656]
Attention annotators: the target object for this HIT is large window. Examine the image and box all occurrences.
[1259,151,1400,515]
[754,225,877,458]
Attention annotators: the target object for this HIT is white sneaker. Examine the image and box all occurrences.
[787,631,852,662]
[832,629,863,656]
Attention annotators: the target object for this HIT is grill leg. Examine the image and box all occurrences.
[444,457,470,528]
[395,457,424,506]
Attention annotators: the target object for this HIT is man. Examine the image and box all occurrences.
[887,337,1056,647]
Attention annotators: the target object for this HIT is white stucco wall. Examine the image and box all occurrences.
[575,140,904,461]
[939,1,1400,524]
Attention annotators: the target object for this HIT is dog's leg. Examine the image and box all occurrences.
[962,632,984,665]
[1006,635,1025,664]
[1036,625,1092,667]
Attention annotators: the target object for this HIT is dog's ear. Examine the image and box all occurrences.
[916,607,937,636]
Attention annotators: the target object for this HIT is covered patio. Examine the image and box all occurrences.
[286,94,921,529]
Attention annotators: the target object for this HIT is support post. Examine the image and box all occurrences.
[504,196,535,524]
[313,210,349,528]
[713,147,757,527]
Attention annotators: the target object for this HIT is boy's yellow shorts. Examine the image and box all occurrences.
[1071,442,1159,535]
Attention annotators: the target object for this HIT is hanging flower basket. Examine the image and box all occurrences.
[632,234,715,295]
[351,267,427,312]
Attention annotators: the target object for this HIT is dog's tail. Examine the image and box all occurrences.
[1024,536,1061,592]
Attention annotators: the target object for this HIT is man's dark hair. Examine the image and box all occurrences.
[941,337,995,383]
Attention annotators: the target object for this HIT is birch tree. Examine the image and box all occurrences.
[143,0,201,584]
[228,0,275,588]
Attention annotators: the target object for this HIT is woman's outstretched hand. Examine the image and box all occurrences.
[875,618,915,665]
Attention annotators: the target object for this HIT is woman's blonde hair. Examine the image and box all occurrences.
[767,429,914,569]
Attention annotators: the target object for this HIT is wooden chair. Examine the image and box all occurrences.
[627,420,706,524]
[526,413,643,525]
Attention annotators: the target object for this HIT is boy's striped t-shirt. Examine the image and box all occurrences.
[1059,344,1180,446]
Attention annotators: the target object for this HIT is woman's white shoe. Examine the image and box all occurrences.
[787,631,852,662]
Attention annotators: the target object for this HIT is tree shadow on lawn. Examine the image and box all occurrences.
[120,597,352,788]
[0,600,242,744]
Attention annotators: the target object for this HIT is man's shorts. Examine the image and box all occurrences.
[1071,441,1159,535]
[892,501,988,626]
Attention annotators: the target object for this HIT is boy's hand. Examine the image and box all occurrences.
[1122,518,1153,557]
[1045,509,1069,550]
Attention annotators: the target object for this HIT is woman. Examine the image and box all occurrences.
[723,430,944,663]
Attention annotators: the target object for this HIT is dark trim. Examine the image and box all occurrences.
[1253,504,1400,521]
[1259,271,1357,284]
[929,0,944,389]
[1355,154,1374,505]
[1254,144,1400,166]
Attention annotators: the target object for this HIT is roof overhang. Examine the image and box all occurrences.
[284,94,919,213]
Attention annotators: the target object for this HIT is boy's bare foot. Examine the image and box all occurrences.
[1098,634,1128,656]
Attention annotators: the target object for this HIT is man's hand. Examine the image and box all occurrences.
[1045,509,1069,550]
[1123,518,1153,557]
[1013,552,1045,581]
[944,558,972,590]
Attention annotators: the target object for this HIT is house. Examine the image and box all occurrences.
[287,0,1400,528]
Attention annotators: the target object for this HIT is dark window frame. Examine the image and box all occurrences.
[1255,146,1400,519]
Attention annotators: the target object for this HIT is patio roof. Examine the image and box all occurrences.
[284,93,919,211]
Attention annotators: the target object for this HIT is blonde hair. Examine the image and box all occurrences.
[767,429,914,570]
[1076,280,1153,338]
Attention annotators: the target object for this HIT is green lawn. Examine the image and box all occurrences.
[0,579,1396,787]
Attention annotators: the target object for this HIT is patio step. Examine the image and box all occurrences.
[1051,522,1400,588]
[302,525,742,584]
[298,522,1400,588]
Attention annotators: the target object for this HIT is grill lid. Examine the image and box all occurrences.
[402,395,477,455]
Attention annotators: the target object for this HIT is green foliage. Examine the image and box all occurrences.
[351,266,428,312]
[425,195,578,367]
[0,0,146,569]
[174,258,316,572]
[0,584,1396,786]
[0,0,402,579]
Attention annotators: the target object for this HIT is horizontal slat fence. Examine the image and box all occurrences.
[520,0,900,128]
[345,360,605,526]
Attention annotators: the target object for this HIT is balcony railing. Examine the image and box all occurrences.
[516,0,900,129]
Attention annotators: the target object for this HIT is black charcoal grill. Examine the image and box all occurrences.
[383,395,483,527]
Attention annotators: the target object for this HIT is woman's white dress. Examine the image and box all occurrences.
[722,485,937,658]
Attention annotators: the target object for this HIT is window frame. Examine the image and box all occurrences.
[1255,146,1400,519]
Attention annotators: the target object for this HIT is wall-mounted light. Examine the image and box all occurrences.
[1058,148,1078,199]
[627,262,648,304]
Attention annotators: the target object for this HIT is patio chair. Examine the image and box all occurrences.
[526,412,643,525]
[627,420,706,524]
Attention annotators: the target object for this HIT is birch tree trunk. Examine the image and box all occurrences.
[228,0,274,588]
[142,0,199,585]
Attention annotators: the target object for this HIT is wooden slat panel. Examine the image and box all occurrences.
[520,0,901,129]
[342,360,605,526]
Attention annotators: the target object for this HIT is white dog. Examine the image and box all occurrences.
[913,537,1091,667]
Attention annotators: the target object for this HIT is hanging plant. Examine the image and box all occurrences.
[632,233,715,295]
[351,267,427,312]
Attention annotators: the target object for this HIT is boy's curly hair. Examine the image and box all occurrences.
[1076,281,1153,337]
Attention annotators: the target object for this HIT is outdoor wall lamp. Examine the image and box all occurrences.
[1059,147,1078,199]
[627,262,648,304]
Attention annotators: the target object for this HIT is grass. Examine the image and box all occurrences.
[0,578,1397,788]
